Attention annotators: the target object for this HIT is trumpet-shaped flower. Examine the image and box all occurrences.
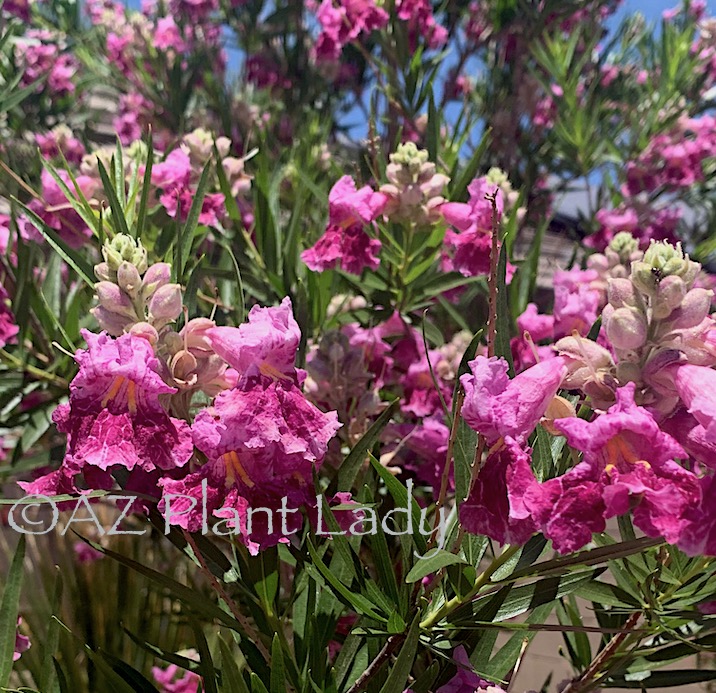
[159,374,340,553]
[20,330,192,496]
[461,355,567,444]
[529,384,699,553]
[206,297,301,381]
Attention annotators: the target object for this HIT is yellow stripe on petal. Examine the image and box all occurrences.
[101,376,126,408]
[222,450,255,488]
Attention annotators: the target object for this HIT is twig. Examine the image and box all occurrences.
[560,611,641,693]
[485,191,501,358]
[346,634,404,693]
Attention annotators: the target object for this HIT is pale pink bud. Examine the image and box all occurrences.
[607,278,638,308]
[129,321,159,346]
[606,307,647,350]
[653,275,686,319]
[95,282,136,318]
[668,288,714,330]
[117,262,142,299]
[142,263,172,299]
[148,284,183,326]
[94,262,113,282]
[91,306,133,336]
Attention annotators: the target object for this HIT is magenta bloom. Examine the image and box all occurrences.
[302,225,382,275]
[20,330,192,496]
[460,355,567,444]
[400,349,452,418]
[0,284,19,350]
[669,363,716,441]
[160,374,340,553]
[152,664,201,693]
[314,0,389,61]
[529,384,699,553]
[460,437,539,546]
[26,170,98,248]
[302,176,386,275]
[436,646,506,693]
[206,297,301,381]
[440,177,516,278]
[13,619,30,662]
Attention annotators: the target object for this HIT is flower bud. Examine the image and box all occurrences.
[653,275,686,319]
[91,306,132,336]
[95,281,137,318]
[142,263,172,300]
[608,232,640,264]
[129,321,159,346]
[116,262,142,299]
[94,262,113,282]
[102,234,148,273]
[148,283,182,327]
[607,278,639,308]
[632,240,700,295]
[667,288,714,330]
[605,307,647,350]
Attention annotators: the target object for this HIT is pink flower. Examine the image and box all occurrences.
[530,384,699,553]
[13,619,30,662]
[152,664,201,693]
[302,177,386,275]
[668,363,716,441]
[36,127,85,165]
[395,0,448,50]
[400,349,452,418]
[460,437,540,546]
[461,355,567,444]
[159,374,340,553]
[20,331,192,497]
[155,16,186,52]
[517,303,555,342]
[436,646,506,693]
[440,177,515,278]
[314,0,389,61]
[302,225,381,275]
[553,267,602,336]
[26,169,98,248]
[206,298,301,381]
[0,284,19,350]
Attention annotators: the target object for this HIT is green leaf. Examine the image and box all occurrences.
[0,536,25,688]
[219,637,250,693]
[250,672,270,693]
[15,200,95,287]
[608,670,716,687]
[368,453,427,556]
[426,91,439,162]
[378,615,421,693]
[179,160,212,279]
[495,243,514,375]
[96,157,130,238]
[94,650,161,692]
[305,539,387,622]
[337,399,399,492]
[405,550,467,584]
[450,129,491,202]
[136,130,154,239]
[190,616,219,693]
[269,635,285,693]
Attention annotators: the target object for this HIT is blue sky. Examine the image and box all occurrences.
[613,0,715,21]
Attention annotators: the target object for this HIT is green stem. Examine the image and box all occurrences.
[420,544,521,629]
[0,349,68,388]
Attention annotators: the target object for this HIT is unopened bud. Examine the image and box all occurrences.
[95,281,137,318]
[91,306,132,336]
[667,288,714,330]
[117,262,142,299]
[608,232,640,263]
[607,278,639,308]
[129,321,159,346]
[94,261,113,282]
[148,283,182,327]
[142,263,172,300]
[102,234,148,273]
[605,307,647,350]
[653,275,687,319]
